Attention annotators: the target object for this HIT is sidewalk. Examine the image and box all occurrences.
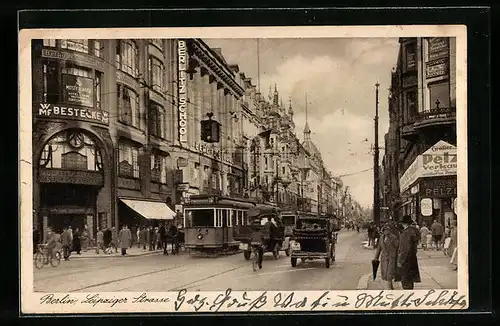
[357,248,458,290]
[56,245,185,259]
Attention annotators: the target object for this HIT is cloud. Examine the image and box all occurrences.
[205,38,399,207]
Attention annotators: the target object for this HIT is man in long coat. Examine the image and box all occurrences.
[61,227,72,260]
[398,215,421,289]
[373,221,400,289]
[119,225,132,256]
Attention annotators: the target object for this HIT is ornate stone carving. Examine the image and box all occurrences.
[33,121,67,153]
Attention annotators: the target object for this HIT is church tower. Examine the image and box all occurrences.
[303,92,311,141]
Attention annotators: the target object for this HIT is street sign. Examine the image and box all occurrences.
[380,207,389,210]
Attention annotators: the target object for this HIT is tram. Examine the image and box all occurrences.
[183,194,258,254]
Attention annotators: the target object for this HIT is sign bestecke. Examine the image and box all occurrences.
[36,103,109,124]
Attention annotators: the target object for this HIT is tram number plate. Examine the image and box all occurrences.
[239,243,248,250]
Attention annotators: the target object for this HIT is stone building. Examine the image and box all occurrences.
[385,37,457,226]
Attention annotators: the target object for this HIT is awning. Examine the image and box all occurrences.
[120,198,176,220]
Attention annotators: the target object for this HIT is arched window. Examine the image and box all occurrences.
[39,130,103,172]
[116,40,139,77]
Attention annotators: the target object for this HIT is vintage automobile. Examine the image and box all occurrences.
[289,214,339,268]
[280,211,316,256]
[233,204,284,260]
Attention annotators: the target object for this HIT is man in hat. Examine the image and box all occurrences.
[397,215,421,290]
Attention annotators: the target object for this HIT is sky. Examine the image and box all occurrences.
[205,38,400,208]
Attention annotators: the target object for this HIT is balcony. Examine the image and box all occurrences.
[413,107,456,129]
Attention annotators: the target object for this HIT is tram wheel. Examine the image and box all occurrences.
[291,257,297,267]
[244,250,251,260]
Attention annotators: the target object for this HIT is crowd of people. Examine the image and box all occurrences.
[33,221,183,260]
[371,215,458,290]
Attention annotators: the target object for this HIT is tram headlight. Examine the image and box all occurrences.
[291,241,301,251]
[197,233,204,240]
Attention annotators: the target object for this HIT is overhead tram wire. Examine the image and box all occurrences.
[337,167,373,178]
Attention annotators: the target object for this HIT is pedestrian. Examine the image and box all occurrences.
[111,227,118,253]
[103,227,112,254]
[33,226,40,254]
[95,229,104,254]
[81,227,89,252]
[159,223,167,255]
[431,219,444,250]
[449,219,458,271]
[169,222,179,254]
[119,225,132,256]
[131,225,137,248]
[149,226,155,251]
[136,226,141,249]
[419,223,431,250]
[397,215,421,290]
[373,221,400,290]
[61,226,72,260]
[72,228,82,255]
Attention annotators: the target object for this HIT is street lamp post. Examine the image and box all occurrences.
[299,167,310,212]
[373,82,381,226]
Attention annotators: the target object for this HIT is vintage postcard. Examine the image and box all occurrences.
[19,25,468,314]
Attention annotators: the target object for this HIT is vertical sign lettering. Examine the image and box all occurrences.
[178,40,188,142]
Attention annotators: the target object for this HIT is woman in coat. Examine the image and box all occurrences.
[119,225,132,256]
[373,221,400,289]
[398,215,421,289]
[72,228,82,255]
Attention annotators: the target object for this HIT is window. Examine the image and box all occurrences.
[203,166,210,188]
[428,82,450,110]
[405,43,416,70]
[61,39,89,53]
[43,39,56,47]
[212,170,218,190]
[149,56,165,93]
[406,90,417,117]
[282,166,286,175]
[93,40,103,58]
[116,40,139,77]
[117,85,141,128]
[62,66,91,78]
[39,131,102,172]
[192,162,200,186]
[186,209,214,228]
[150,101,165,138]
[150,39,164,50]
[42,61,59,103]
[118,141,139,178]
[95,72,102,109]
[151,152,168,184]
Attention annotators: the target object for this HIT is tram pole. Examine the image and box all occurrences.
[373,82,381,226]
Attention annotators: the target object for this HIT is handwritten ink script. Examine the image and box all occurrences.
[37,289,467,312]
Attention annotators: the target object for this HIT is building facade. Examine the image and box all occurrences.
[31,38,344,239]
[384,37,457,226]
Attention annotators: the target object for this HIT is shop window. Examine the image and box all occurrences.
[42,61,59,103]
[428,82,450,111]
[39,131,103,171]
[150,101,165,138]
[117,85,141,129]
[191,162,200,187]
[149,56,165,93]
[60,39,89,53]
[116,40,139,77]
[118,141,139,178]
[150,39,164,50]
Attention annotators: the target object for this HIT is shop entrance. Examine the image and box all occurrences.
[40,183,99,234]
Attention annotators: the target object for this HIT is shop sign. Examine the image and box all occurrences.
[35,103,109,125]
[420,198,433,216]
[421,140,457,177]
[399,140,456,192]
[41,48,105,69]
[62,74,94,107]
[420,178,457,198]
[177,40,188,143]
[428,37,449,61]
[426,58,448,79]
[177,183,190,191]
[193,142,233,165]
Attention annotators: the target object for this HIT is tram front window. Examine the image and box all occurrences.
[186,209,214,227]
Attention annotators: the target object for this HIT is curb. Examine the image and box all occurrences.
[356,273,371,290]
[56,250,187,259]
